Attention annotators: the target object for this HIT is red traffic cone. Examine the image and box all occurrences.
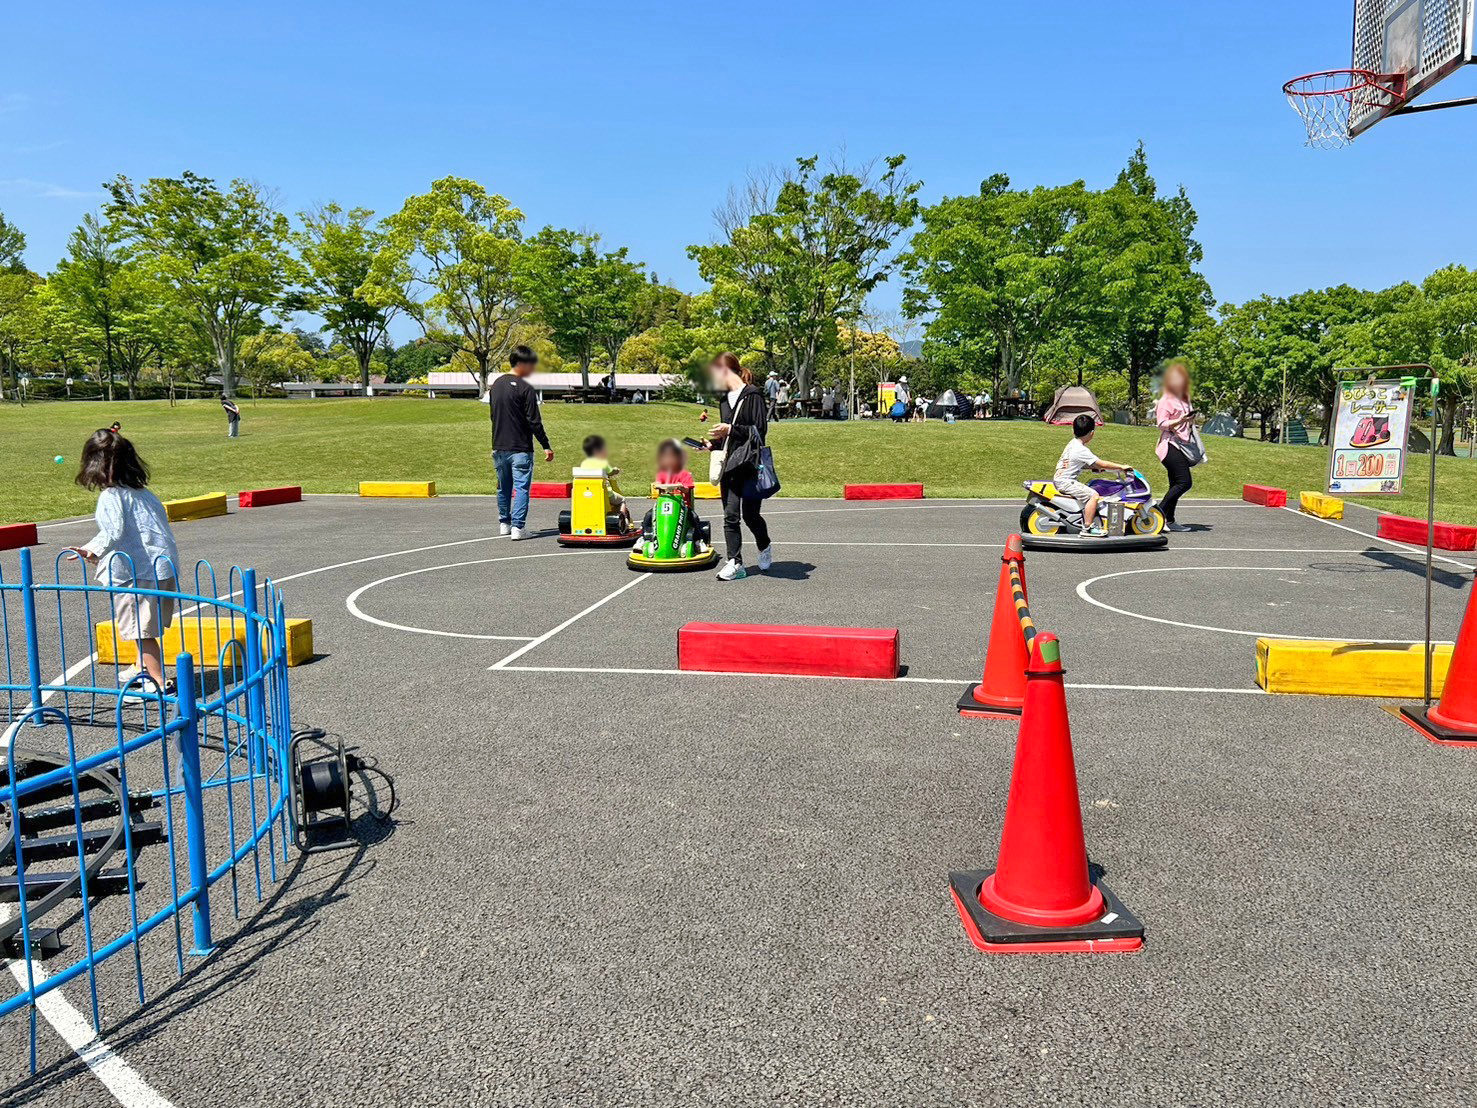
[1402,579,1477,746]
[950,633,1143,953]
[958,534,1031,719]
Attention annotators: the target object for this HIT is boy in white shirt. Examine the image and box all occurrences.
[1055,413,1134,535]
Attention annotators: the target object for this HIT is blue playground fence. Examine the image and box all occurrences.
[0,547,295,1073]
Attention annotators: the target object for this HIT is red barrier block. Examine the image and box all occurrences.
[237,486,302,509]
[1378,513,1477,551]
[531,482,573,499]
[1242,484,1287,507]
[0,523,38,551]
[844,484,924,501]
[678,622,900,679]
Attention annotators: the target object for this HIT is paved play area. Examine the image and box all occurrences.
[4,493,1476,1106]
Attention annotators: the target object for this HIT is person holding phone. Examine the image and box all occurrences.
[705,352,773,581]
[1155,361,1199,533]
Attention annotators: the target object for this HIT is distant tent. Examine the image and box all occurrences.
[1204,412,1241,438]
[926,389,965,418]
[1043,385,1102,426]
[1286,417,1310,445]
[1408,425,1431,454]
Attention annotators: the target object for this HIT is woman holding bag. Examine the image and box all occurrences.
[1154,361,1202,533]
[706,352,774,581]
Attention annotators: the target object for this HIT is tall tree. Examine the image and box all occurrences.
[0,211,26,274]
[103,172,294,397]
[0,272,42,400]
[692,154,920,397]
[520,228,646,387]
[366,177,524,397]
[288,203,405,391]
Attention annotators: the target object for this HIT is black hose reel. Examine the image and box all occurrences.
[288,728,355,853]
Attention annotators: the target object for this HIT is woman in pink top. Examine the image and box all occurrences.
[1154,362,1197,532]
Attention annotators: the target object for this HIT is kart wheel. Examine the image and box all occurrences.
[1129,506,1166,536]
[1021,506,1061,536]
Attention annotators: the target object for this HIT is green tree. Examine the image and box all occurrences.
[104,172,294,397]
[0,272,43,401]
[366,176,524,397]
[0,211,26,274]
[520,228,646,387]
[692,154,921,397]
[237,328,317,395]
[288,203,405,391]
[1376,267,1477,454]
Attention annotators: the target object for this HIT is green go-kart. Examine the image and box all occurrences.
[627,488,718,572]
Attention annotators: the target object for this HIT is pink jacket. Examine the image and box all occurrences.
[1154,395,1193,461]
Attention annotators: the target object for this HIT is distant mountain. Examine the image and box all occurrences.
[900,339,924,359]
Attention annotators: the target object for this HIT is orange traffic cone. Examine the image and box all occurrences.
[1402,580,1477,746]
[949,633,1143,953]
[958,534,1031,719]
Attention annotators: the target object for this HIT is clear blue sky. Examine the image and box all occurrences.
[6,0,1477,339]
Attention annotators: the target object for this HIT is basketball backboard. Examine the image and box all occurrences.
[1350,0,1477,135]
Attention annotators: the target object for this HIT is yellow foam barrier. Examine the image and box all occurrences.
[164,492,228,522]
[359,480,436,498]
[1299,491,1344,520]
[96,617,314,668]
[649,481,722,499]
[1255,638,1451,697]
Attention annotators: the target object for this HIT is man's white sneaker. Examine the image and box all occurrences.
[499,523,511,536]
[756,546,773,572]
[716,558,747,581]
[510,528,528,541]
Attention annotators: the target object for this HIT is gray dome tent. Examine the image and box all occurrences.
[1042,385,1103,426]
[1203,412,1241,438]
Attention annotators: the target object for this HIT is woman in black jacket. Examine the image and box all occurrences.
[706,352,773,581]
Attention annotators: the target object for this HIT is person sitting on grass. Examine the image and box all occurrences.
[1056,413,1135,535]
[580,434,630,529]
[65,429,181,700]
[641,438,704,547]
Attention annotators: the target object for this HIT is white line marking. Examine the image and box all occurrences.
[344,552,594,641]
[1279,505,1476,570]
[489,573,653,669]
[493,664,1264,695]
[1075,565,1457,643]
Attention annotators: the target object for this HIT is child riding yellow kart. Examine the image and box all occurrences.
[557,468,643,547]
[627,487,719,571]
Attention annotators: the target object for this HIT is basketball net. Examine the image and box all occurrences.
[1283,69,1407,148]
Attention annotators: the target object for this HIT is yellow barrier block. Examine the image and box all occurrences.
[1255,638,1452,697]
[359,480,436,498]
[1299,491,1344,520]
[96,616,315,668]
[164,492,228,522]
[649,481,722,499]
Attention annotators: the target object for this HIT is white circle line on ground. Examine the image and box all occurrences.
[344,551,597,640]
[1074,565,1456,643]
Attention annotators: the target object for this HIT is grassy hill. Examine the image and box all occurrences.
[3,397,1472,525]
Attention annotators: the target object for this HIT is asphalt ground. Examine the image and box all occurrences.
[2,493,1476,1107]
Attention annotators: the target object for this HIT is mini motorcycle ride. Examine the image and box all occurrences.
[1019,468,1169,552]
[627,487,719,571]
[557,467,643,547]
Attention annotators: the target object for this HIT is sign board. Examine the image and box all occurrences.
[1327,378,1415,495]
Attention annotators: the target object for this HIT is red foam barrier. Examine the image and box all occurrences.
[1242,484,1287,507]
[0,523,38,551]
[678,622,900,679]
[531,482,573,499]
[844,483,924,501]
[237,486,302,509]
[1377,513,1477,551]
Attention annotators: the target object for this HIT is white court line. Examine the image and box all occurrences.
[1279,505,1476,571]
[494,664,1263,695]
[489,573,653,670]
[1075,565,1456,643]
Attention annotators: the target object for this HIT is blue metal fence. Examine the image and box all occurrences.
[0,547,295,1072]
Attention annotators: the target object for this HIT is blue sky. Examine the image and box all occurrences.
[5,0,1477,341]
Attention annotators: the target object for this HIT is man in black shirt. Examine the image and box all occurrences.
[488,345,554,539]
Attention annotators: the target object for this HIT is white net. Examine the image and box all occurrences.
[1284,70,1405,148]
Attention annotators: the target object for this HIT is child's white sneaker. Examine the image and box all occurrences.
[757,546,773,572]
[716,558,747,582]
[498,523,511,536]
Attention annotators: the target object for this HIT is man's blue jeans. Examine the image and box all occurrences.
[494,450,534,529]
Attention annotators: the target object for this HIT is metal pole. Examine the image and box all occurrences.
[241,568,267,764]
[19,549,42,722]
[175,653,214,956]
[1425,379,1439,708]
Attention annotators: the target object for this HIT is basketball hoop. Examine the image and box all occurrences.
[1283,69,1407,148]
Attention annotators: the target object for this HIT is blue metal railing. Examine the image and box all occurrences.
[0,547,295,1072]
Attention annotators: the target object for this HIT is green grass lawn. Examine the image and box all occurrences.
[3,397,1474,526]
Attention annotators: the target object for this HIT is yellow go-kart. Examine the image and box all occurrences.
[627,487,718,571]
[557,468,642,548]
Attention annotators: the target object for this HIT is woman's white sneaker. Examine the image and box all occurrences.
[756,546,773,572]
[716,559,747,581]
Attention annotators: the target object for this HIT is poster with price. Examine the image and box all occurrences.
[1326,379,1414,496]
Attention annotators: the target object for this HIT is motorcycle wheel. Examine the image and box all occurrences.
[1021,505,1062,536]
[1129,506,1166,536]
